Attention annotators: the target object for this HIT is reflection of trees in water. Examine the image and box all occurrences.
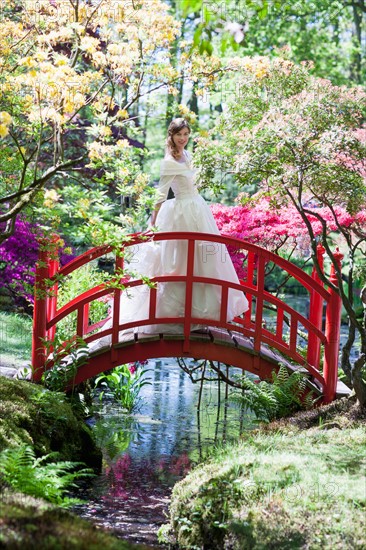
[93,359,249,481]
[177,358,250,457]
[92,413,139,463]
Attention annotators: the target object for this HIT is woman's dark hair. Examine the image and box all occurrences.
[166,118,191,159]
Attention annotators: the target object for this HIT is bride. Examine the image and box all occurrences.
[91,118,248,348]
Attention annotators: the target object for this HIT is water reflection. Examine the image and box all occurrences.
[76,359,254,547]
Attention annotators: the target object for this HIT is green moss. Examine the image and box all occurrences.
[0,377,144,548]
[0,376,101,471]
[0,491,148,550]
[166,400,366,549]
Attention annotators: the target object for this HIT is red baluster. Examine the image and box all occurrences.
[111,250,124,363]
[32,238,51,382]
[183,238,195,352]
[253,255,265,353]
[46,234,60,343]
[307,244,325,368]
[323,249,343,403]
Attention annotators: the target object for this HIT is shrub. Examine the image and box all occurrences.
[0,216,74,309]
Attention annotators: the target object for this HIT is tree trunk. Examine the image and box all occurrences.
[352,285,366,407]
[188,84,199,117]
[341,321,355,387]
[350,1,363,83]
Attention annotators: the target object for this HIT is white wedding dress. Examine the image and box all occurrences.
[90,150,248,350]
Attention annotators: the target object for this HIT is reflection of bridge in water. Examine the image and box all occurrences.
[32,232,350,403]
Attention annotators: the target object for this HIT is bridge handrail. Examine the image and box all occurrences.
[47,274,326,346]
[32,231,342,402]
[55,232,332,302]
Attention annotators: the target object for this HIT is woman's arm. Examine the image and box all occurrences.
[150,202,162,226]
[150,160,175,226]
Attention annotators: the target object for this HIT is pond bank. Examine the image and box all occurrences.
[162,397,366,549]
[0,376,149,549]
[0,376,101,468]
[0,491,150,550]
[74,359,252,547]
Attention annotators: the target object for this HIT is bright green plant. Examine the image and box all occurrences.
[93,362,151,413]
[41,336,89,392]
[231,366,315,422]
[0,445,93,508]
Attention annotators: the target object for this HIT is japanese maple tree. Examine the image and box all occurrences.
[197,56,366,405]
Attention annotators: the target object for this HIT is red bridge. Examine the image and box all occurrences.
[32,232,348,403]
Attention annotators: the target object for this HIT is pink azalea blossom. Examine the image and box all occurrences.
[211,194,365,279]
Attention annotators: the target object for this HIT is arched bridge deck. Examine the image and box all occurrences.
[32,232,349,403]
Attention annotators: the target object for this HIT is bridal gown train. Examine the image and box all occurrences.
[90,150,249,350]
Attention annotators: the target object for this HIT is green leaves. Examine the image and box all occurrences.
[41,336,89,392]
[181,0,202,18]
[231,366,315,422]
[93,362,151,413]
[0,445,93,507]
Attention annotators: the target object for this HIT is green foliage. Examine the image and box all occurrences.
[0,377,102,470]
[41,336,89,392]
[56,264,110,342]
[189,0,364,86]
[93,363,151,413]
[196,57,366,209]
[34,137,158,248]
[0,445,93,508]
[355,260,366,288]
[231,366,315,422]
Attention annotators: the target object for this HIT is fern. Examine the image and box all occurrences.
[231,366,315,422]
[0,445,93,507]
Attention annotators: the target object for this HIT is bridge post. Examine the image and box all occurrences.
[32,238,51,382]
[323,249,343,403]
[307,244,325,368]
[47,235,60,344]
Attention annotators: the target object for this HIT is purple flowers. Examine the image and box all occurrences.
[0,217,74,308]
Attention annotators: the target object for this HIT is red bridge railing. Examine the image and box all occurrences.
[32,232,343,402]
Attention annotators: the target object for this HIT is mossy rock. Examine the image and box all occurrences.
[166,399,366,549]
[0,376,102,471]
[0,491,149,549]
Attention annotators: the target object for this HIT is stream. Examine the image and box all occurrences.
[74,359,253,547]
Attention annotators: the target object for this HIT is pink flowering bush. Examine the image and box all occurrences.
[211,195,366,280]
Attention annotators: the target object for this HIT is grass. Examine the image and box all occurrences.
[164,399,366,549]
[0,311,32,366]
